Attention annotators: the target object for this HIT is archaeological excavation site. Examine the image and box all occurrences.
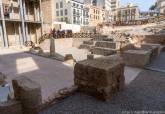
[0,0,165,114]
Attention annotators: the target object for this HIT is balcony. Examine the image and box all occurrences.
[3,3,21,20]
[12,1,19,7]
[73,13,81,17]
[25,15,34,21]
[9,13,20,20]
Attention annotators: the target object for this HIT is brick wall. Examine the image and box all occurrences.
[41,0,52,24]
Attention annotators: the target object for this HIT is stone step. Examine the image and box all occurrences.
[95,41,119,49]
[83,41,94,45]
[94,38,114,42]
[92,47,117,56]
[79,44,93,50]
[102,38,114,42]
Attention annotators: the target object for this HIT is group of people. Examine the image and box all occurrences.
[48,28,73,38]
[49,28,60,38]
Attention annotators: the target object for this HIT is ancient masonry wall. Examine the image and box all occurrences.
[132,34,165,46]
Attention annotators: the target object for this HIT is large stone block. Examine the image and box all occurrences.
[92,47,117,56]
[123,50,151,67]
[0,100,22,114]
[83,41,94,45]
[74,55,125,101]
[95,41,120,49]
[79,44,93,50]
[0,72,6,85]
[87,54,94,60]
[64,54,76,66]
[12,76,42,114]
[141,43,160,61]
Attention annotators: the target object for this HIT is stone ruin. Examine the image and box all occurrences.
[0,76,42,114]
[123,43,161,68]
[0,73,22,114]
[0,72,6,85]
[64,54,76,66]
[12,76,42,114]
[74,55,125,101]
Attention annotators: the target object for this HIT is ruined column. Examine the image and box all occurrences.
[50,37,55,56]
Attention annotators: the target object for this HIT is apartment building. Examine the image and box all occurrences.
[115,4,140,22]
[88,5,107,26]
[55,0,89,25]
[41,0,89,32]
[111,0,120,12]
[0,0,42,48]
[84,0,119,21]
[84,0,97,7]
[157,0,165,14]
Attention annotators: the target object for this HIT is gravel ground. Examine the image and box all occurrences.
[40,70,165,114]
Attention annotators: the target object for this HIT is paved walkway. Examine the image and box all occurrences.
[0,49,74,102]
[146,52,165,73]
[40,70,165,114]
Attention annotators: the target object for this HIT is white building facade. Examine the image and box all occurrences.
[54,0,89,25]
[157,0,165,14]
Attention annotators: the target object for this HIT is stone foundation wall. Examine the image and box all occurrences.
[132,34,165,46]
[12,76,42,114]
[74,55,125,101]
[123,50,151,67]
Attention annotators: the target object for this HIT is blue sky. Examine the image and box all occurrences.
[121,0,157,11]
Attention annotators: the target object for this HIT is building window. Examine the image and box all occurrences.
[61,18,63,21]
[73,9,76,14]
[65,9,68,15]
[60,10,63,16]
[73,3,76,6]
[73,17,76,23]
[56,3,59,9]
[60,2,63,8]
[65,17,68,23]
[77,10,79,15]
[56,11,59,16]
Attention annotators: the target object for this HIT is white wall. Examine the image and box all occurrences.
[61,23,81,33]
[53,22,81,33]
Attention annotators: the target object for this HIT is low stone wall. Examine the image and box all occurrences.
[123,50,151,68]
[132,34,165,46]
[39,38,92,50]
[74,55,125,101]
[40,38,73,51]
[92,47,117,56]
[12,76,42,114]
[141,43,161,62]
